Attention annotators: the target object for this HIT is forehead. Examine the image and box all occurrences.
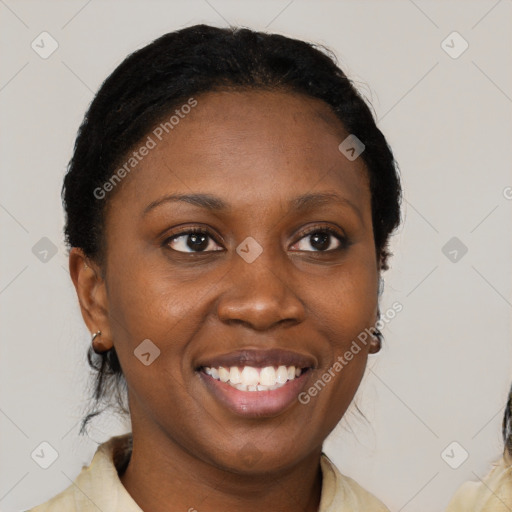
[107,89,370,216]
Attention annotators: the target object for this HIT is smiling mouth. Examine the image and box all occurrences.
[200,365,310,392]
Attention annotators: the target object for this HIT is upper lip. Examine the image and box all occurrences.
[196,348,317,370]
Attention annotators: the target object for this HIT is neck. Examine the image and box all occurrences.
[119,424,323,512]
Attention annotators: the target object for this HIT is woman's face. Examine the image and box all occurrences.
[91,89,379,472]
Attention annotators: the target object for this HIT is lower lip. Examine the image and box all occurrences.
[198,370,311,418]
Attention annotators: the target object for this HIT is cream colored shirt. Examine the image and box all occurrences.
[446,453,512,511]
[27,433,390,511]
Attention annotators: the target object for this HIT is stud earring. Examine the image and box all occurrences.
[369,328,383,354]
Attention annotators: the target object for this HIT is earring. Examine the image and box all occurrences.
[91,330,109,354]
[369,328,383,354]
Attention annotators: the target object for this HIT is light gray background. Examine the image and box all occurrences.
[1,1,511,511]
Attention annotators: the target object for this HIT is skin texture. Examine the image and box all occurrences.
[69,89,380,512]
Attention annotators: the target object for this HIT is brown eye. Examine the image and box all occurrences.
[291,226,348,252]
[165,228,223,253]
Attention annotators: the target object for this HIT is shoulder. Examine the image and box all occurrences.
[27,486,77,512]
[27,433,137,512]
[320,453,390,511]
[445,454,512,512]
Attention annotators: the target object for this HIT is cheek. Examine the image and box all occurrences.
[106,253,189,339]
[104,272,193,421]
[313,261,379,347]
[304,266,377,426]
[104,255,216,396]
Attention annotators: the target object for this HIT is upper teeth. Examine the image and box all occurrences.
[203,365,303,391]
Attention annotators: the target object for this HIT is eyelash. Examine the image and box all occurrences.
[163,224,349,254]
[295,225,349,250]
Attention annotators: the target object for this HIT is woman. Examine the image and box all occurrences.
[446,384,512,511]
[28,24,401,512]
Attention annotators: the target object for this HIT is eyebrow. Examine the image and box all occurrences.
[143,193,229,216]
[142,192,362,219]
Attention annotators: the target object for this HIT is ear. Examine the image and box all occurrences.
[69,247,113,351]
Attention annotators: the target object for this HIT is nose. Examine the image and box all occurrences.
[216,250,306,331]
